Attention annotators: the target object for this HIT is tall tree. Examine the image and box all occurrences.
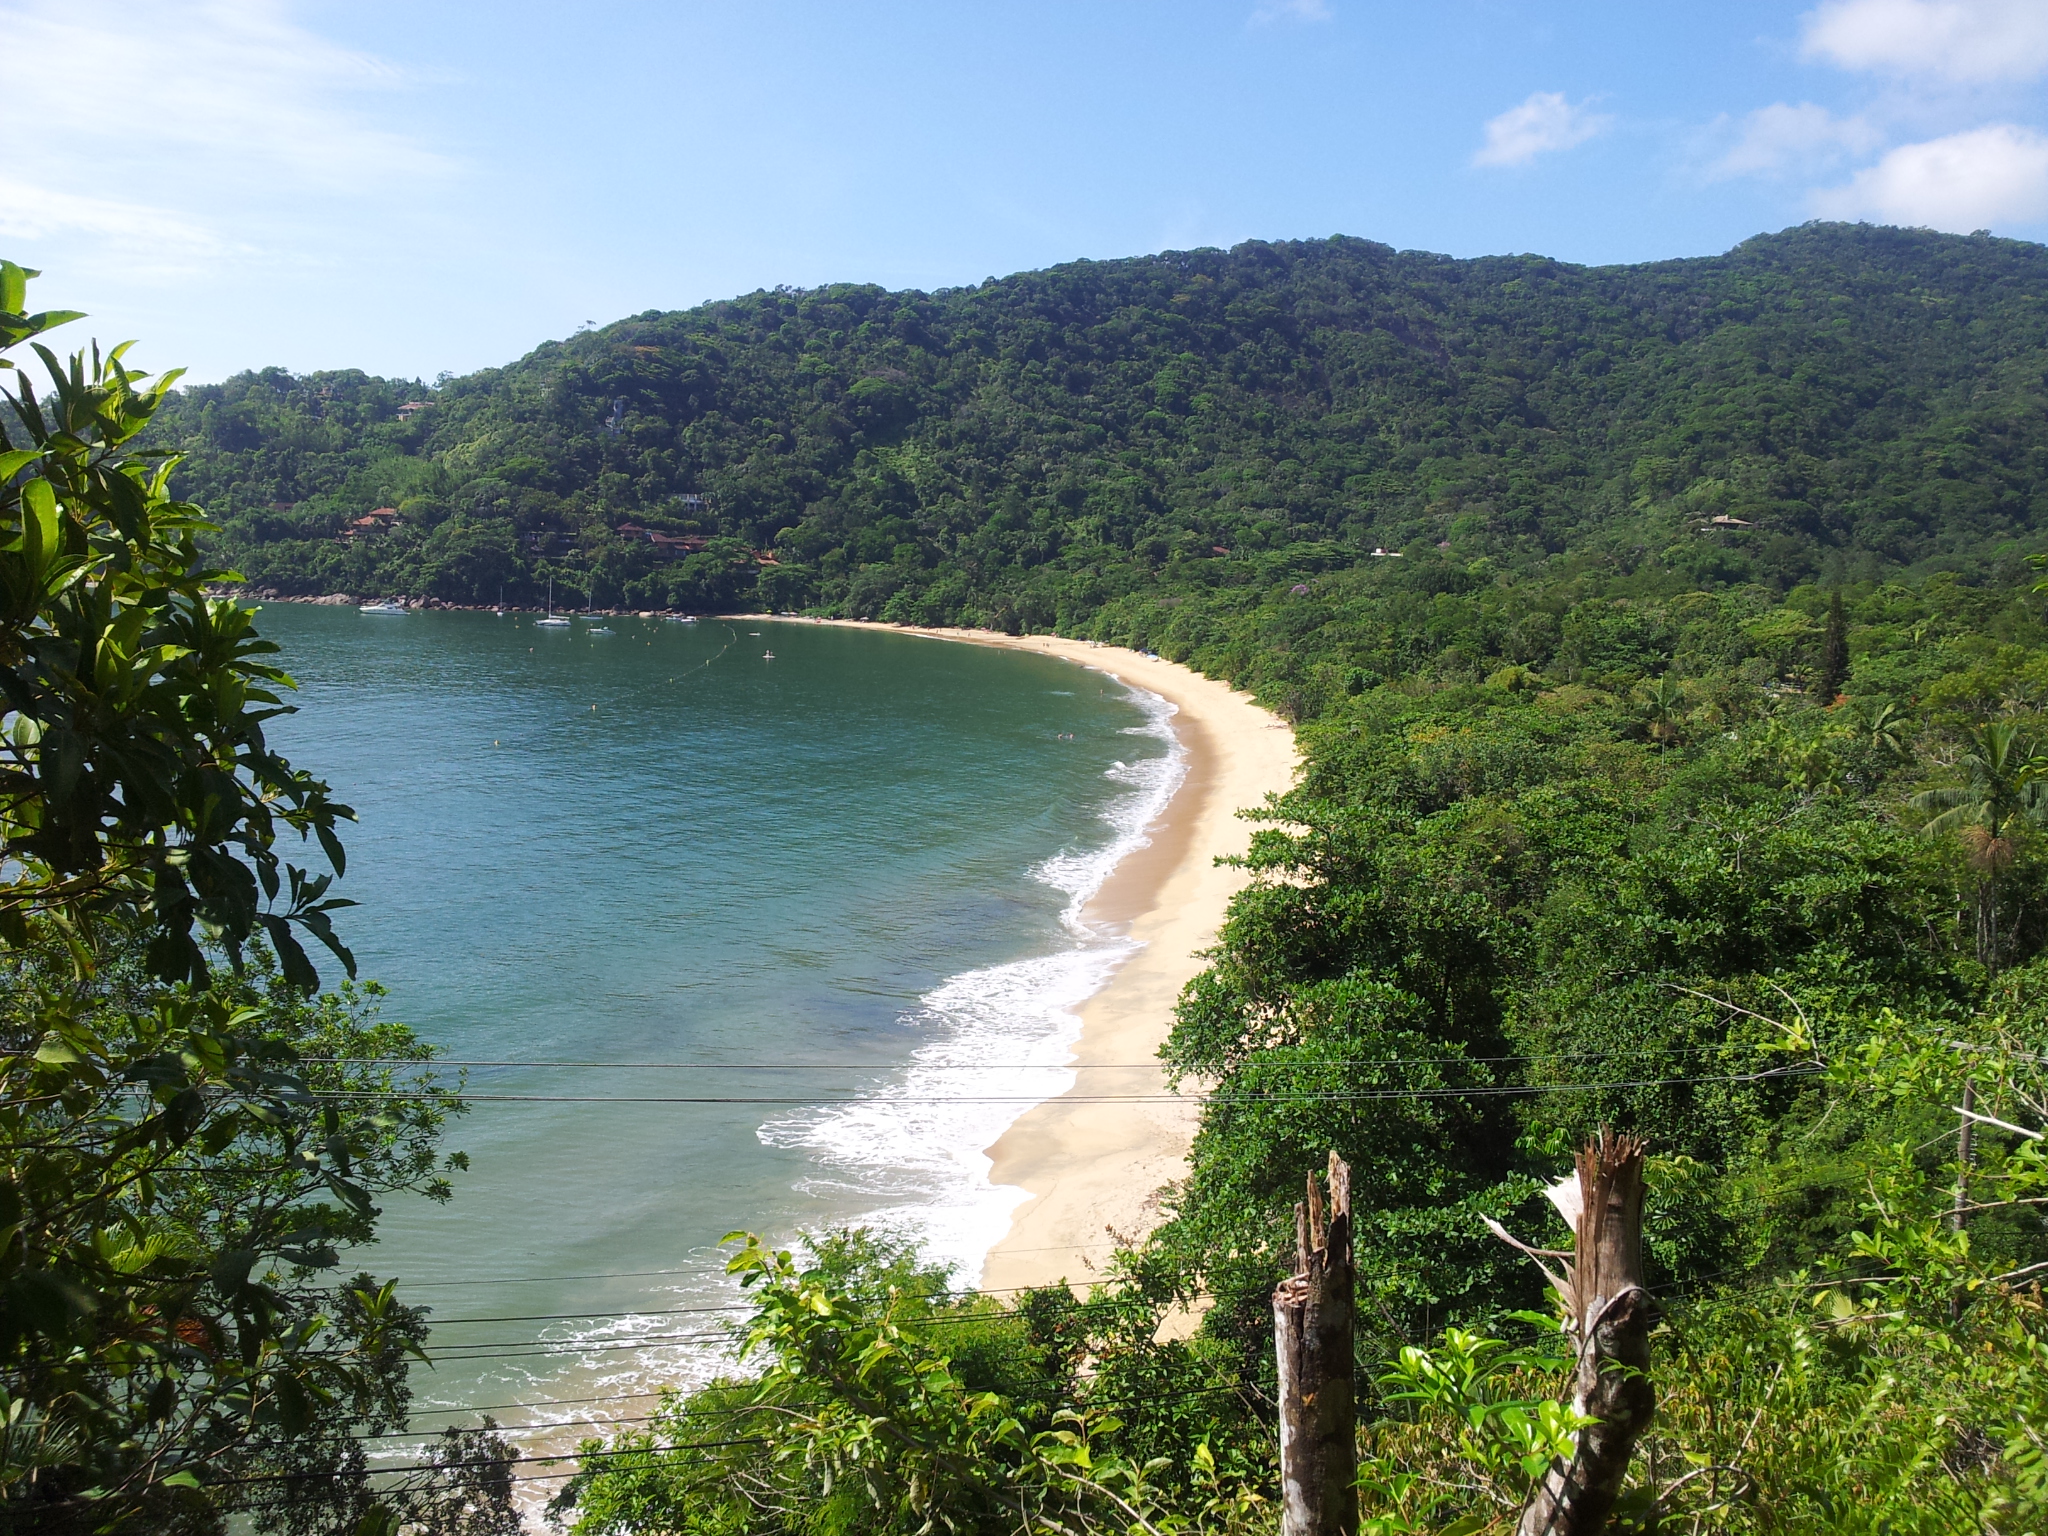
[0,264,495,1534]
[1815,590,1850,702]
[0,261,352,989]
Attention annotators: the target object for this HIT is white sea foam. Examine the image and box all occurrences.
[764,677,1187,1287]
[475,678,1188,1501]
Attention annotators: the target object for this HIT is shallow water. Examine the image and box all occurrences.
[255,607,1181,1452]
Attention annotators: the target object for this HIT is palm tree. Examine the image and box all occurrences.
[1910,719,2048,1231]
[1910,720,2048,970]
[1849,699,1908,758]
[1634,674,1686,752]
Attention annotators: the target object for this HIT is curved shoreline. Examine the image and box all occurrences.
[751,619,1299,1291]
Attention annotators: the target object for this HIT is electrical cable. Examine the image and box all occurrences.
[308,1043,1745,1070]
[395,1242,1129,1288]
[278,1067,1821,1105]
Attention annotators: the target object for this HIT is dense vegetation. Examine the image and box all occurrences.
[155,223,2048,637]
[554,573,2048,1534]
[506,227,2048,1532]
[0,265,509,1535]
[39,224,2048,1530]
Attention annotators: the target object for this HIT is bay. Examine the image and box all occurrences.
[255,606,1180,1433]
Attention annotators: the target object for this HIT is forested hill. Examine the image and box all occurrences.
[158,222,2046,646]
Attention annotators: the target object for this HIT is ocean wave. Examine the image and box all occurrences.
[470,676,1188,1461]
[764,676,1187,1286]
[1033,681,1186,935]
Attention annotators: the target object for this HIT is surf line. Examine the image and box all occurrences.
[761,665,1190,1288]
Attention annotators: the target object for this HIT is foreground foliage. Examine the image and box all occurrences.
[77,225,2048,1529]
[0,265,490,1533]
[0,262,353,990]
[556,1232,1272,1536]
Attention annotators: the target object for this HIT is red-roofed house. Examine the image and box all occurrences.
[339,507,400,542]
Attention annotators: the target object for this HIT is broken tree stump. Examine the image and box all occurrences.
[1485,1130,1657,1536]
[1274,1150,1356,1536]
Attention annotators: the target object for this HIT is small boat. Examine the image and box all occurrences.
[762,649,775,660]
[588,626,614,636]
[535,577,571,628]
[494,583,507,617]
[666,615,697,624]
[359,601,407,615]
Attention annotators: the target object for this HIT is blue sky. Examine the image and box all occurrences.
[6,0,2047,383]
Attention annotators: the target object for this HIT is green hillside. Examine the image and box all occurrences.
[75,225,2048,1531]
[159,224,2048,640]
[19,219,2048,1529]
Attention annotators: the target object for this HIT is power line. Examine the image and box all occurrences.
[429,1288,1177,1327]
[209,1435,776,1485]
[426,1297,1178,1359]
[243,1382,1256,1454]
[304,1381,1257,1446]
[286,1068,1821,1106]
[396,1241,1130,1289]
[310,1044,1743,1071]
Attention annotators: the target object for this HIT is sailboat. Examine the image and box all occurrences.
[494,584,507,617]
[535,577,571,628]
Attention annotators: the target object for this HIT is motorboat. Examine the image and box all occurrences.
[666,615,698,624]
[359,601,407,615]
[588,626,614,636]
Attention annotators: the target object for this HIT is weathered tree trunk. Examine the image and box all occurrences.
[1274,1151,1355,1536]
[1514,1131,1657,1536]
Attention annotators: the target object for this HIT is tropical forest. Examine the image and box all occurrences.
[10,217,2048,1535]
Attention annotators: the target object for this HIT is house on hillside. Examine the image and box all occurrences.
[397,401,431,421]
[648,532,712,560]
[339,507,399,542]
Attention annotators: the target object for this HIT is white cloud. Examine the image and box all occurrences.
[0,178,224,255]
[1708,102,1883,179]
[1811,123,2048,228]
[1802,0,2048,84]
[1250,0,1331,23]
[0,0,452,190]
[1472,92,1611,168]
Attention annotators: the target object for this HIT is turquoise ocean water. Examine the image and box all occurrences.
[255,607,1183,1458]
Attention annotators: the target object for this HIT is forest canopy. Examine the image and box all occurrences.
[116,223,2048,1531]
[151,223,2048,640]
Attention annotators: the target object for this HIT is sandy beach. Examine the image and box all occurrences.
[755,619,1299,1293]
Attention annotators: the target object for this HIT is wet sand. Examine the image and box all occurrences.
[752,620,1299,1291]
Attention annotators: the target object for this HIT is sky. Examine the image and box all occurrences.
[5,0,2048,384]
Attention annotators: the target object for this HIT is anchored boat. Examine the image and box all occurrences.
[535,577,571,628]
